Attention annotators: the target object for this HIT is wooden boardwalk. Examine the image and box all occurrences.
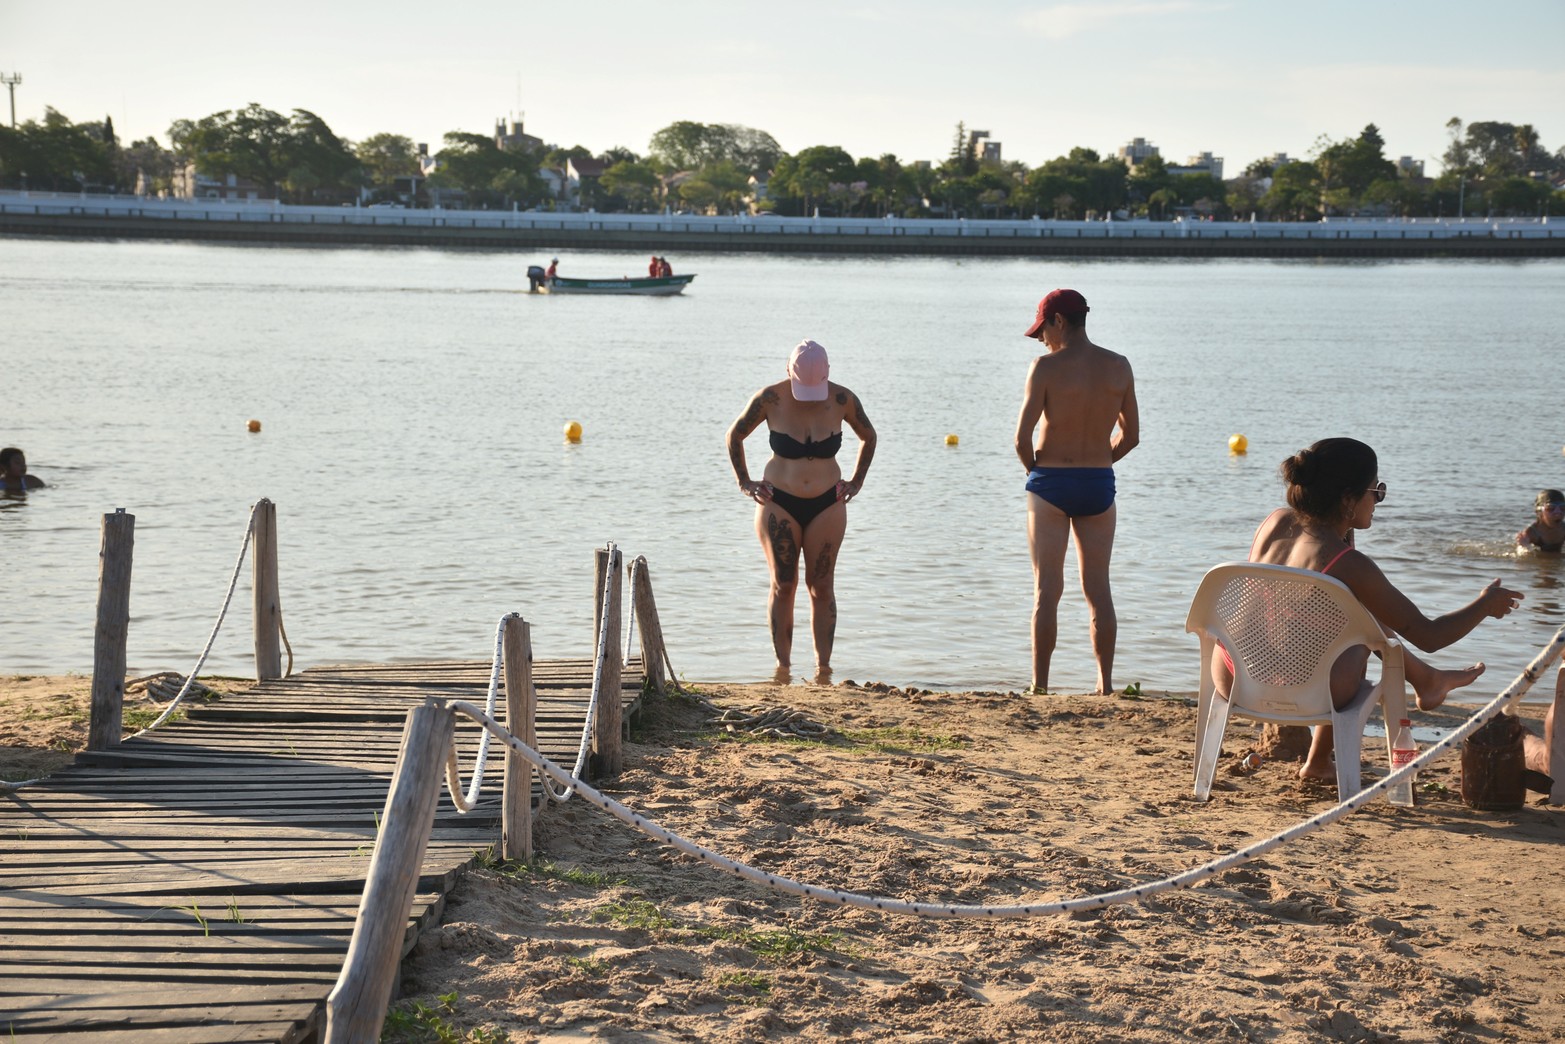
[0,659,644,1042]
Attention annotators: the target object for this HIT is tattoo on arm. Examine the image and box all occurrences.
[851,393,872,429]
[835,390,847,405]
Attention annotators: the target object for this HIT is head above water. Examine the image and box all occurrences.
[0,447,23,476]
[1280,438,1379,523]
[1024,288,1089,338]
[1537,489,1565,514]
[788,340,830,401]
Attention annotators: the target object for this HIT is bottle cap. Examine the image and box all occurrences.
[1399,719,1412,726]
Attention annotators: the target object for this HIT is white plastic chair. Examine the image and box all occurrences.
[1185,562,1409,802]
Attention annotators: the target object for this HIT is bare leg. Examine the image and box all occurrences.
[1070,505,1118,693]
[802,499,848,673]
[1402,651,1484,711]
[1302,647,1372,780]
[755,503,802,671]
[1027,494,1071,692]
[1526,667,1565,804]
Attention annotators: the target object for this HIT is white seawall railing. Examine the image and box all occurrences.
[1,190,1559,240]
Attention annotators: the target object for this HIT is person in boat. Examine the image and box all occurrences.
[545,258,559,283]
[1215,437,1523,782]
[658,257,673,278]
[1517,489,1565,553]
[648,255,660,277]
[0,447,44,491]
[1014,289,1138,695]
[726,340,876,682]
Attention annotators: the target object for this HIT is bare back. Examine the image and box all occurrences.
[1017,341,1138,468]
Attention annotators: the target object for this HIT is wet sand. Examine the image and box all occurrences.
[5,674,1564,1041]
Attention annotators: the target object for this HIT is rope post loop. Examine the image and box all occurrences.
[326,699,455,1043]
[501,615,536,861]
[88,509,135,751]
[251,498,282,680]
[630,557,668,695]
[592,546,625,779]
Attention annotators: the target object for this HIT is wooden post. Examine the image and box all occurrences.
[325,699,455,1044]
[252,498,282,680]
[592,546,609,652]
[631,557,668,694]
[502,615,536,862]
[592,547,624,778]
[88,509,135,751]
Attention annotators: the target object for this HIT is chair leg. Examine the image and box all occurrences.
[1193,694,1233,801]
[1331,719,1364,801]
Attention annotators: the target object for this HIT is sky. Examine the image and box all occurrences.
[3,0,1563,176]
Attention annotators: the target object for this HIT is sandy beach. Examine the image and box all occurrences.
[5,673,1564,1041]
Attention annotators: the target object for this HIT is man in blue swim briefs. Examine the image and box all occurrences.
[1014,289,1140,695]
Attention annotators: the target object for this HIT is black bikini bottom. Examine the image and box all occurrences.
[768,486,840,531]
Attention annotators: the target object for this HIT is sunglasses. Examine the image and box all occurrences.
[1545,503,1565,514]
[1365,482,1387,503]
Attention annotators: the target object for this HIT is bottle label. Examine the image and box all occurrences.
[1391,750,1417,768]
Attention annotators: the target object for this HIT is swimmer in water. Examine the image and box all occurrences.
[0,447,45,491]
[1517,489,1565,553]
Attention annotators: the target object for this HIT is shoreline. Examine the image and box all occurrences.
[4,211,1563,258]
[7,672,1563,1040]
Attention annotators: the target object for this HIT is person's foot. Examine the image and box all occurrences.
[812,665,833,686]
[771,664,792,685]
[1298,762,1336,782]
[1416,662,1485,711]
[1026,683,1051,695]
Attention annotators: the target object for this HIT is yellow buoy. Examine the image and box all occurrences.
[247,419,262,433]
[1228,433,1248,454]
[564,420,583,443]
[944,434,959,446]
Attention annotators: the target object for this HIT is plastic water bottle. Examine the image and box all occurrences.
[1387,718,1417,807]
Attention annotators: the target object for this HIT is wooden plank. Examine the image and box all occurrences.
[5,657,615,1041]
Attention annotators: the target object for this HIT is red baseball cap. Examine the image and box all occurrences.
[1024,288,1090,337]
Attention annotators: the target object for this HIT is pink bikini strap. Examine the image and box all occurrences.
[1321,546,1353,575]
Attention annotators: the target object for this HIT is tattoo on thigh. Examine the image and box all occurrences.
[815,543,833,578]
[768,514,798,583]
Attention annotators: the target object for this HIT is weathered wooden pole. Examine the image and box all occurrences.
[325,699,455,1043]
[88,509,135,751]
[252,498,282,680]
[630,557,668,694]
[501,615,536,862]
[592,547,624,779]
[592,546,609,652]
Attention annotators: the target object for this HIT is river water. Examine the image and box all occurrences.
[3,238,1564,698]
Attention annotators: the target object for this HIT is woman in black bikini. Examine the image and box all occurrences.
[726,340,876,681]
[1219,437,1522,781]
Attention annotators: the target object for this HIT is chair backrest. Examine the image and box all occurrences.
[1185,562,1389,720]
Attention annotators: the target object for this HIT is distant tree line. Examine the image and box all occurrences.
[1,104,1561,220]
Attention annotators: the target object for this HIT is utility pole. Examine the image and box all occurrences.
[0,72,19,128]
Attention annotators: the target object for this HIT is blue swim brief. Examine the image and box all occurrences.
[1025,467,1116,518]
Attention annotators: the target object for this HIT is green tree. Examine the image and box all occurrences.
[176,104,360,202]
[0,107,115,191]
[430,130,546,208]
[600,158,660,212]
[355,133,418,194]
[1259,161,1321,220]
[1313,124,1397,211]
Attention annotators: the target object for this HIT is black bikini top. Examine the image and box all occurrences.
[770,430,842,460]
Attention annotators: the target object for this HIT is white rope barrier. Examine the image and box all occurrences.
[444,622,1565,920]
[132,500,272,736]
[441,614,511,813]
[538,546,617,803]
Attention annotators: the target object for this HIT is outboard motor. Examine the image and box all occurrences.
[526,264,547,292]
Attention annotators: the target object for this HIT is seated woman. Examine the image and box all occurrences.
[1217,437,1522,781]
[725,339,876,682]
